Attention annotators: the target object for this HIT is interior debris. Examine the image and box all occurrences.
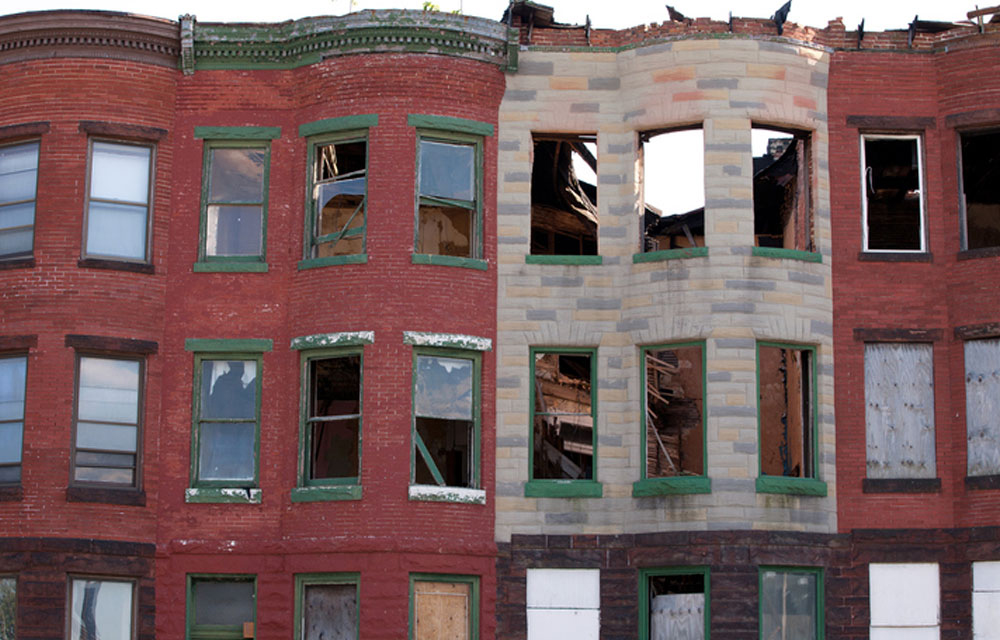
[753,128,811,251]
[864,136,923,251]
[645,346,703,478]
[313,139,366,257]
[759,346,812,479]
[530,134,598,255]
[641,128,705,252]
[961,130,1000,250]
[533,352,593,480]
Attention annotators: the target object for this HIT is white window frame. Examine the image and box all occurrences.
[861,133,926,253]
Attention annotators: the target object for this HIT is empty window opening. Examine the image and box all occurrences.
[641,127,704,252]
[532,352,594,480]
[413,354,476,488]
[862,134,924,251]
[961,130,1000,250]
[313,139,366,257]
[759,345,814,479]
[530,134,598,256]
[307,355,361,482]
[417,137,477,258]
[644,345,703,478]
[647,573,706,640]
[412,578,474,640]
[752,127,812,251]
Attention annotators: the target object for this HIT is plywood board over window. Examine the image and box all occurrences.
[410,574,478,640]
[965,339,1000,476]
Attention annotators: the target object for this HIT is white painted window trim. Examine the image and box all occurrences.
[860,133,926,253]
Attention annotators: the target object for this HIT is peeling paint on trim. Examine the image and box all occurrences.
[408,484,486,504]
[291,331,375,350]
[184,487,262,504]
[402,331,492,351]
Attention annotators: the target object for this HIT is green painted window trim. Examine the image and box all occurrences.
[756,341,821,486]
[299,114,378,138]
[411,254,488,270]
[410,347,482,493]
[639,567,710,640]
[290,485,362,502]
[189,351,263,491]
[294,573,360,640]
[640,341,708,485]
[633,247,709,263]
[407,114,494,137]
[185,339,273,353]
[403,331,491,352]
[751,246,822,263]
[524,479,603,498]
[186,574,256,640]
[298,348,363,491]
[755,476,828,496]
[525,254,604,265]
[193,261,269,273]
[408,573,480,640]
[298,254,368,270]
[632,476,711,496]
[291,331,374,350]
[184,487,262,504]
[758,566,824,640]
[194,126,281,140]
[529,347,599,488]
[197,139,271,266]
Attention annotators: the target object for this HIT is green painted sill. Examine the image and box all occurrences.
[632,476,711,496]
[185,487,262,504]
[408,485,486,505]
[756,476,827,496]
[633,247,708,263]
[411,254,488,270]
[524,479,603,498]
[193,261,268,273]
[298,254,367,270]
[291,485,361,502]
[525,254,603,265]
[751,247,822,263]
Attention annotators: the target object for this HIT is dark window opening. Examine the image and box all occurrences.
[532,352,594,480]
[313,139,366,258]
[753,127,812,251]
[530,134,598,256]
[961,130,1000,250]
[644,346,703,478]
[641,128,704,252]
[307,355,360,482]
[863,135,924,251]
[759,345,813,479]
[413,355,476,488]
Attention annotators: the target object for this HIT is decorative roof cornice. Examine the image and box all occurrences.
[0,10,180,68]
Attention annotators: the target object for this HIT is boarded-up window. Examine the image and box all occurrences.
[532,351,595,481]
[865,343,935,479]
[973,562,1000,640]
[965,339,1000,477]
[760,568,820,640]
[0,577,13,640]
[759,344,814,479]
[641,570,707,640]
[752,127,812,252]
[412,577,475,640]
[960,130,1000,251]
[531,134,598,256]
[526,569,599,640]
[298,580,357,640]
[641,128,704,253]
[644,345,704,478]
[862,135,925,252]
[869,563,939,639]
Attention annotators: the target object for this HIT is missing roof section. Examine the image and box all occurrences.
[961,129,1000,250]
[530,133,598,256]
[753,126,812,252]
[641,127,705,252]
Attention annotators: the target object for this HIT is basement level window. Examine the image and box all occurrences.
[530,133,598,256]
[641,127,704,252]
[0,140,39,260]
[309,136,367,258]
[753,126,812,252]
[0,577,13,639]
[188,576,255,640]
[960,129,1000,251]
[69,578,134,640]
[759,567,822,640]
[862,134,925,252]
[295,574,359,640]
[410,574,478,640]
[640,568,709,640]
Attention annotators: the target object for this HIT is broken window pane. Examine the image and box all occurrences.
[760,569,819,640]
[417,137,478,258]
[641,128,704,252]
[86,141,151,261]
[865,343,935,479]
[413,355,475,487]
[644,345,704,478]
[0,577,13,640]
[0,356,26,484]
[69,579,133,640]
[413,579,472,640]
[752,127,811,251]
[197,359,258,484]
[759,345,813,479]
[961,130,1000,250]
[191,578,254,635]
[966,339,1000,477]
[307,355,361,482]
[532,351,594,480]
[648,573,706,640]
[0,141,39,259]
[74,356,140,486]
[313,139,366,257]
[205,147,266,258]
[303,583,357,640]
[863,135,924,251]
[531,134,598,256]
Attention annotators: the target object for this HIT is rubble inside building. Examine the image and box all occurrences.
[530,135,598,255]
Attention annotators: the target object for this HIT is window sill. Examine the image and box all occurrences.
[525,254,603,265]
[862,478,941,493]
[411,254,488,270]
[409,485,486,504]
[78,258,154,274]
[632,476,711,496]
[0,486,22,502]
[524,480,603,498]
[857,251,932,263]
[185,487,262,504]
[633,247,708,263]
[958,246,1000,261]
[756,476,827,497]
[67,486,146,506]
[0,257,34,271]
[298,254,368,270]
[751,247,822,263]
[966,475,1000,490]
[193,261,268,273]
[291,485,361,502]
